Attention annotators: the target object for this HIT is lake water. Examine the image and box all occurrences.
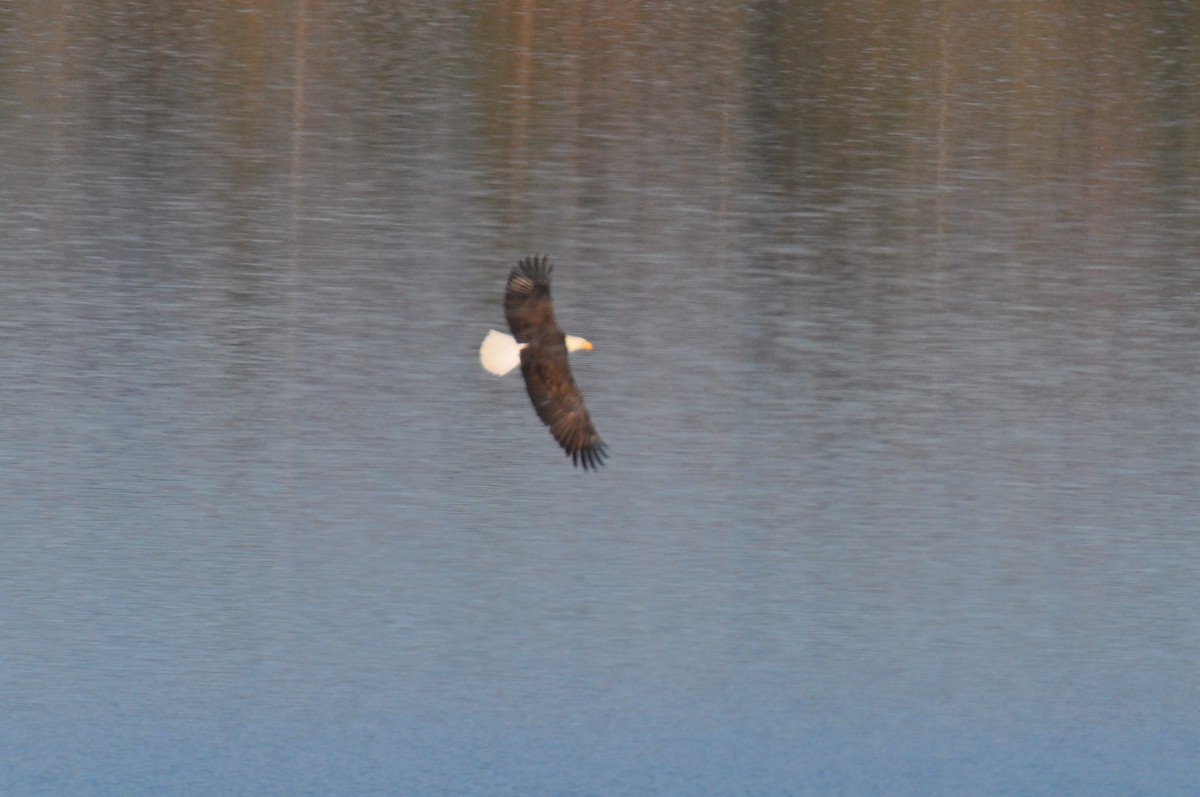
[2,2,1198,794]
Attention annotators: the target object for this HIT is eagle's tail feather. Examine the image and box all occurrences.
[480,329,524,376]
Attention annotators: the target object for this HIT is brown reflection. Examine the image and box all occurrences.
[471,1,746,254]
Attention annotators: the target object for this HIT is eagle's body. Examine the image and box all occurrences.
[480,256,607,470]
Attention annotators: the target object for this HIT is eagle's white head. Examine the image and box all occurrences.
[565,335,593,353]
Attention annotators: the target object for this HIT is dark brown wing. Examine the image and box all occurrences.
[520,336,607,470]
[503,256,605,469]
[504,255,560,343]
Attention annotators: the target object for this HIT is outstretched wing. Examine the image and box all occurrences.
[504,255,560,343]
[502,255,606,469]
[520,336,608,470]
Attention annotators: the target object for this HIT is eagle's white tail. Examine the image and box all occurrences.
[479,329,524,376]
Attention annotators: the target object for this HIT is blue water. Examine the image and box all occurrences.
[2,2,1198,794]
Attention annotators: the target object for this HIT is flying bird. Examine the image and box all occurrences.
[480,255,608,470]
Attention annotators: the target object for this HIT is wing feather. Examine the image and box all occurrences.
[502,255,607,470]
[504,255,560,343]
[520,339,607,470]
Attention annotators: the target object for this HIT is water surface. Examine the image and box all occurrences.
[2,2,1198,794]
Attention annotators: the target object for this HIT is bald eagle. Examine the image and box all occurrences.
[479,255,608,470]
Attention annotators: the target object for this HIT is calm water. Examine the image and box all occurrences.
[2,2,1199,794]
